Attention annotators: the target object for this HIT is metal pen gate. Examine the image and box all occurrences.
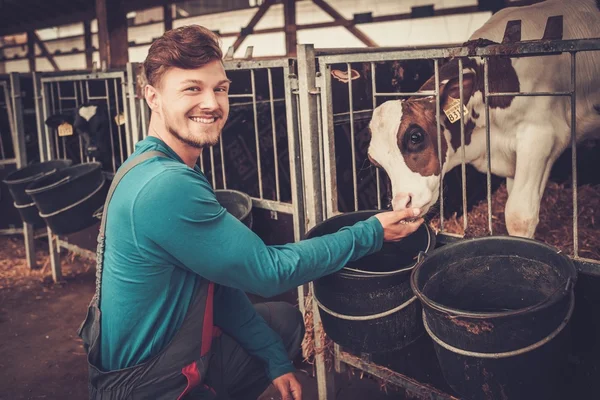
[295,35,600,398]
[0,73,37,269]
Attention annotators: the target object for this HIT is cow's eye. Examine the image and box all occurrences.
[409,129,424,145]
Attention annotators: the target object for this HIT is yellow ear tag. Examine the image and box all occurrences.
[57,122,74,137]
[443,97,469,124]
[114,112,126,126]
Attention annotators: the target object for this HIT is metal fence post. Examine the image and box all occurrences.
[296,44,335,400]
[10,73,36,270]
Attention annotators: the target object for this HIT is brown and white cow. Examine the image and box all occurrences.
[367,0,600,238]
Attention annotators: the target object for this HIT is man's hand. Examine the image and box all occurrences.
[273,372,302,400]
[375,208,424,242]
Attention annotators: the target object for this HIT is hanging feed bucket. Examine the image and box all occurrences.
[3,159,73,225]
[25,162,109,235]
[215,189,253,229]
[307,210,435,354]
[411,236,577,400]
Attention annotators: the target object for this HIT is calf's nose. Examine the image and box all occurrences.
[392,193,412,211]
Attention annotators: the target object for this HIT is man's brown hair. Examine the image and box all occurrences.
[144,25,223,87]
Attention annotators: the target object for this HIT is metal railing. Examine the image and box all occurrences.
[36,71,133,174]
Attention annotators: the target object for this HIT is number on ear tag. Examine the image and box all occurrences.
[58,122,74,137]
[443,97,469,124]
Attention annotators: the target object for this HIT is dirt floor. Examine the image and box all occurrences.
[0,235,403,400]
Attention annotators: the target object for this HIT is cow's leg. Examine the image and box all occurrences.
[506,177,514,196]
[504,126,562,238]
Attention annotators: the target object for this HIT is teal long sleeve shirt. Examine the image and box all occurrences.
[98,136,384,381]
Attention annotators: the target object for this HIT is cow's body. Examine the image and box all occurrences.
[368,0,600,238]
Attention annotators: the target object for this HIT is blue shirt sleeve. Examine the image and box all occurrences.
[213,285,295,381]
[133,167,384,298]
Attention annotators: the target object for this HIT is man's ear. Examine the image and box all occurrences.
[144,84,160,112]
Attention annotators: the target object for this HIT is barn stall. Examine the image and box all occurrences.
[293,27,600,399]
[2,28,599,400]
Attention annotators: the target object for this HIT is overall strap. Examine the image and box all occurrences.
[99,150,168,235]
[93,150,168,304]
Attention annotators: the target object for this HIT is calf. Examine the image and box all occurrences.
[367,0,600,238]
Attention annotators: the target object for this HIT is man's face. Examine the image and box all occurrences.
[152,60,231,148]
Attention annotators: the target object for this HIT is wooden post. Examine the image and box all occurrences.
[96,0,129,70]
[26,31,36,72]
[284,0,297,57]
[83,20,93,70]
[163,3,173,32]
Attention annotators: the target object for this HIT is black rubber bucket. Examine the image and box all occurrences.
[215,189,253,229]
[3,160,73,224]
[307,210,435,354]
[25,162,109,235]
[411,236,577,400]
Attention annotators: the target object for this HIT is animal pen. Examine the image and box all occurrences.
[1,25,600,400]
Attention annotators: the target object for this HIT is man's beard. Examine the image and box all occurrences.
[163,110,221,149]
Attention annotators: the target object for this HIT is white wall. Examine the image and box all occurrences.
[1,0,493,72]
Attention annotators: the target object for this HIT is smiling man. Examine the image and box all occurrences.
[77,25,424,400]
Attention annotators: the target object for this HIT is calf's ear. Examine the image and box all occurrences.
[441,72,475,108]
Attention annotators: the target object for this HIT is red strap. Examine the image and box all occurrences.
[200,282,215,356]
[177,362,201,400]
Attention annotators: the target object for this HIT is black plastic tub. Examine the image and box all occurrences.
[411,236,577,400]
[307,210,435,353]
[24,162,108,235]
[13,201,45,226]
[3,160,73,225]
[25,162,104,215]
[215,189,253,229]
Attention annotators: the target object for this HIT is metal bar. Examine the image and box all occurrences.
[459,59,468,232]
[484,58,493,235]
[227,94,255,99]
[0,158,17,165]
[570,52,578,258]
[318,61,339,218]
[267,68,281,202]
[435,59,444,231]
[371,61,382,209]
[199,151,205,173]
[338,351,459,400]
[251,198,294,213]
[74,81,85,163]
[50,83,60,159]
[374,91,436,97]
[104,79,118,172]
[488,91,571,97]
[297,44,334,400]
[47,227,62,283]
[223,58,291,70]
[42,82,56,161]
[41,71,126,83]
[316,37,600,65]
[114,79,125,164]
[219,135,227,189]
[250,69,264,198]
[32,73,48,161]
[209,146,216,188]
[57,239,96,261]
[347,63,359,211]
[126,63,140,151]
[1,82,13,160]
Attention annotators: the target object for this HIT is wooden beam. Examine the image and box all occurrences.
[284,0,297,57]
[163,3,173,32]
[83,20,93,70]
[231,0,276,53]
[32,32,59,71]
[96,0,129,70]
[312,0,377,47]
[26,31,36,72]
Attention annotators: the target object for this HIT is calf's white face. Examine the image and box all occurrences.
[367,99,444,216]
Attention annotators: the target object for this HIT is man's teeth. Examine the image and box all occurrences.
[190,117,216,123]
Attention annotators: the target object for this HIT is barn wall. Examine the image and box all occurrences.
[0,0,492,72]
